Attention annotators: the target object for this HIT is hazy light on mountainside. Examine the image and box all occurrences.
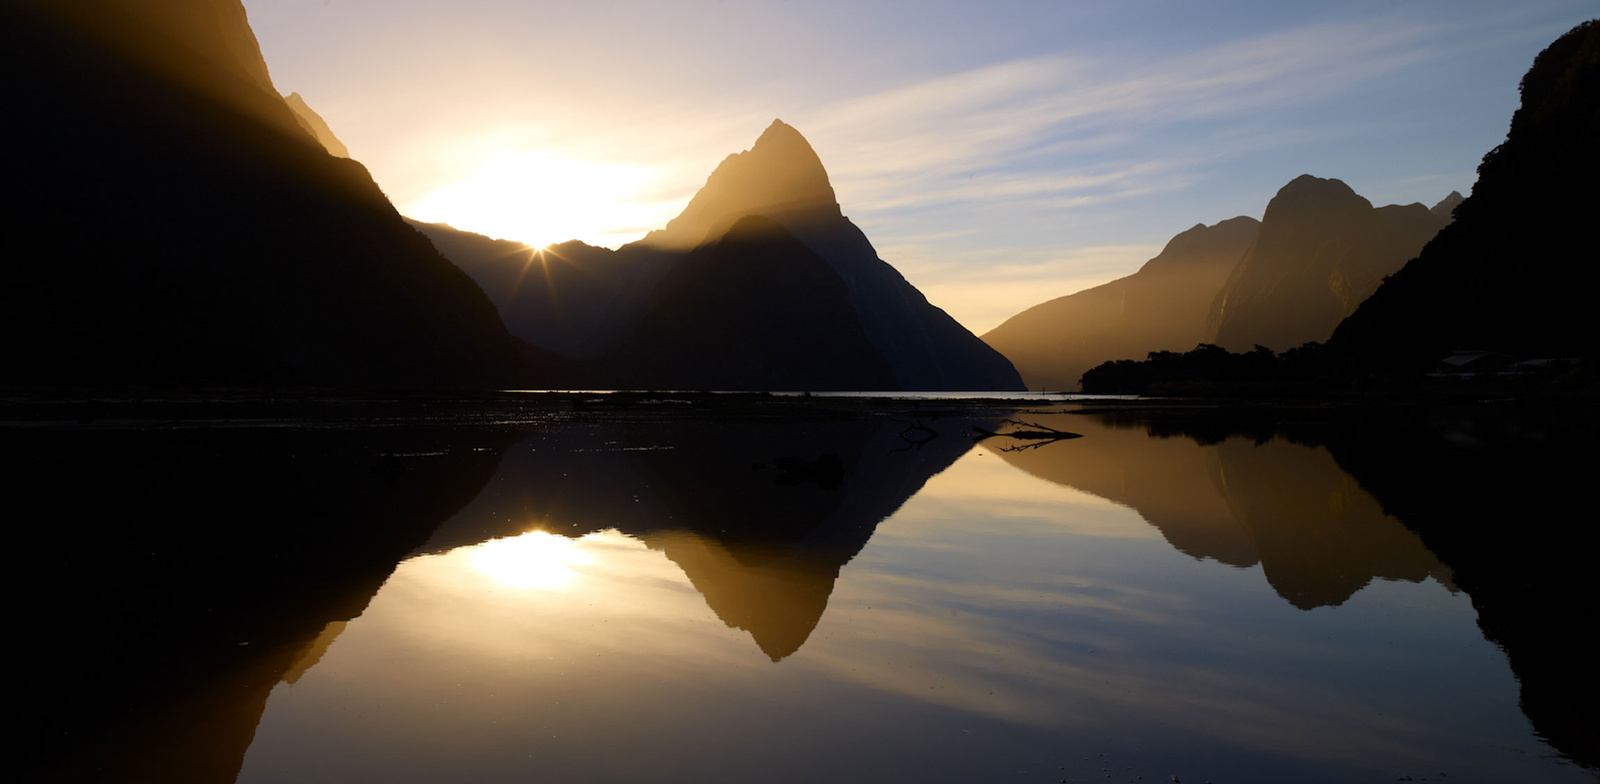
[405,148,683,248]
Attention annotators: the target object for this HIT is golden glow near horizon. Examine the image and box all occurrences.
[466,529,598,591]
[405,149,679,249]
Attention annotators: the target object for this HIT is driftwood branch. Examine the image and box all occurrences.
[890,418,940,452]
[971,419,1083,450]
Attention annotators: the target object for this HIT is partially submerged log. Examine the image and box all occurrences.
[971,419,1083,450]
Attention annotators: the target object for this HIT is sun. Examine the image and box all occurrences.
[405,149,667,248]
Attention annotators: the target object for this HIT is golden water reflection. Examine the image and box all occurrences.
[467,530,599,591]
[237,420,1585,784]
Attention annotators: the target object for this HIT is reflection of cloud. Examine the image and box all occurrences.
[798,582,1429,766]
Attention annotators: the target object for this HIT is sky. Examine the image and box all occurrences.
[242,0,1595,334]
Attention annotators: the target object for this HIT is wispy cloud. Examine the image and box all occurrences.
[804,18,1442,216]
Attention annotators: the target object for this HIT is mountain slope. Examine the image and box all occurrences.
[426,120,1022,391]
[1205,176,1447,352]
[1,0,529,389]
[408,221,678,358]
[649,120,1023,390]
[982,217,1260,390]
[285,92,350,157]
[609,216,897,391]
[1328,19,1600,367]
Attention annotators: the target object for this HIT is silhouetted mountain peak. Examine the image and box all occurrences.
[1204,174,1446,352]
[645,118,841,250]
[1265,175,1373,220]
[1430,191,1465,222]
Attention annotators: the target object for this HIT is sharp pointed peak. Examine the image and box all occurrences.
[641,118,839,250]
[750,118,815,152]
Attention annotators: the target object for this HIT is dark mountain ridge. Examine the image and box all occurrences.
[1,0,533,390]
[426,120,1024,391]
[609,215,898,391]
[1328,19,1600,367]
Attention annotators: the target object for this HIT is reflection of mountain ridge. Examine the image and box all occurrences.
[420,411,992,659]
[1068,403,1598,771]
[16,425,515,783]
[983,412,1451,609]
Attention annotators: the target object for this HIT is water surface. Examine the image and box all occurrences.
[226,409,1589,783]
[18,402,1593,782]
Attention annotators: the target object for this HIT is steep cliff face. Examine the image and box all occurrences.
[1204,175,1446,353]
[429,120,1024,391]
[1329,20,1600,366]
[1,0,529,389]
[982,217,1260,390]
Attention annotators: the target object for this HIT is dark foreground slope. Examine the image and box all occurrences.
[0,0,530,390]
[982,217,1260,390]
[1328,20,1600,369]
[427,121,1024,391]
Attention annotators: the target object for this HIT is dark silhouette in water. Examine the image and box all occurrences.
[983,411,1451,610]
[982,217,1261,391]
[12,423,517,783]
[421,120,1025,391]
[1064,402,1598,770]
[418,409,993,660]
[0,0,535,390]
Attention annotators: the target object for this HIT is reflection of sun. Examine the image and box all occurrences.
[467,530,595,591]
[407,150,661,248]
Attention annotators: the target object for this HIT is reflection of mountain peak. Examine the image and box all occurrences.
[985,412,1449,609]
[646,532,837,662]
[417,413,996,659]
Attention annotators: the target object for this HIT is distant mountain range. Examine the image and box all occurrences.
[981,216,1260,391]
[984,177,1454,389]
[417,120,1024,391]
[1,0,532,390]
[1071,19,1597,395]
[1206,175,1448,353]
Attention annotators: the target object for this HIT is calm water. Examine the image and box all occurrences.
[22,402,1595,783]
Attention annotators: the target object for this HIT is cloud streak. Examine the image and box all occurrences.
[806,18,1442,217]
